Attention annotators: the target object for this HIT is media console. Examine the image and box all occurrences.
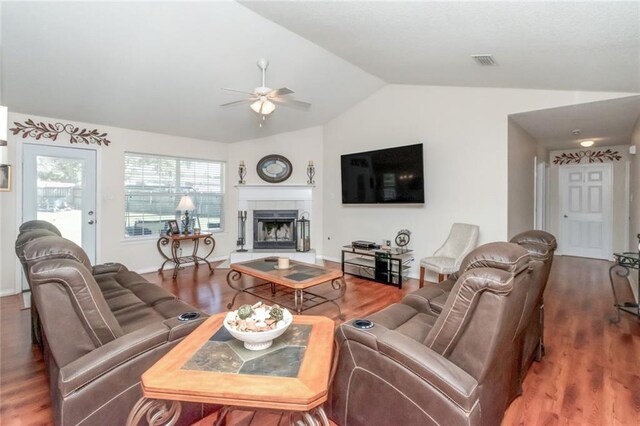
[341,245,414,289]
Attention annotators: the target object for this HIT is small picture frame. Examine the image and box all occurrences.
[0,165,11,192]
[167,220,180,235]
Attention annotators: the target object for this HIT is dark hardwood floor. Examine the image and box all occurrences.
[1,256,638,425]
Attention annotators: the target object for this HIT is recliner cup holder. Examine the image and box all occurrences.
[178,312,200,321]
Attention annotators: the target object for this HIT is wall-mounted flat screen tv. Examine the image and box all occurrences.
[341,143,424,204]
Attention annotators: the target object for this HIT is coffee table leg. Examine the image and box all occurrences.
[214,406,230,426]
[126,397,181,426]
[294,289,303,314]
[289,406,329,426]
[226,270,244,310]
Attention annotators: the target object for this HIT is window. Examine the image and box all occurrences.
[124,153,225,237]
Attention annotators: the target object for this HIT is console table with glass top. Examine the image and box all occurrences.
[609,234,640,322]
[341,245,414,289]
[157,233,215,279]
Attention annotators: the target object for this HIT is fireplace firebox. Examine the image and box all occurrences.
[253,210,298,250]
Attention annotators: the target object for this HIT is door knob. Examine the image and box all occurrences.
[563,215,568,218]
[88,220,95,225]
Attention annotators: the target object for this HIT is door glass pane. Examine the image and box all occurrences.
[36,156,83,246]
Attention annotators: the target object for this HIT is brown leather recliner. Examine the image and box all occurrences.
[508,231,557,370]
[22,234,213,426]
[402,230,557,403]
[330,242,532,426]
[15,220,64,346]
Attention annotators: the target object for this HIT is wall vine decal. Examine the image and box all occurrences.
[10,118,111,146]
[553,149,621,165]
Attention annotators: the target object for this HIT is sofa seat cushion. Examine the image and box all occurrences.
[368,304,437,344]
[420,256,458,274]
[115,299,198,334]
[96,271,175,307]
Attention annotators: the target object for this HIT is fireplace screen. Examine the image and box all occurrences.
[253,210,298,250]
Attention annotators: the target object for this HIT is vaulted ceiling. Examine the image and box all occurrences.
[2,1,639,143]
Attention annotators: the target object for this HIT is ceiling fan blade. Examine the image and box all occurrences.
[220,99,253,107]
[221,88,256,96]
[271,98,311,111]
[267,87,294,97]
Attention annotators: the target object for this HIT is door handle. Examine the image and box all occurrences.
[563,215,568,218]
[88,220,95,225]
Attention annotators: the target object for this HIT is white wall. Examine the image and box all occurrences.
[507,119,548,238]
[548,145,630,255]
[631,118,640,251]
[1,112,231,295]
[226,126,324,255]
[629,118,640,301]
[322,84,633,278]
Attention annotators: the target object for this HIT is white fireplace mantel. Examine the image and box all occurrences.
[235,184,314,202]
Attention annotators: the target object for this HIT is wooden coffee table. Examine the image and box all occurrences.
[127,313,335,426]
[226,259,346,319]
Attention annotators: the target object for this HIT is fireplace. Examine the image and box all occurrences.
[253,210,297,250]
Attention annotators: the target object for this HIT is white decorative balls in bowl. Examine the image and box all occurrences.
[224,302,293,351]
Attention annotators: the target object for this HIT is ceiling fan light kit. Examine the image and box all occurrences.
[221,58,311,126]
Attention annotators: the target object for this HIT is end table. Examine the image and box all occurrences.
[157,233,215,279]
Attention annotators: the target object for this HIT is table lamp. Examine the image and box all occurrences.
[177,195,196,234]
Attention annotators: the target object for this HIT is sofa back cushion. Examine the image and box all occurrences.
[19,219,62,236]
[424,243,531,378]
[25,242,123,366]
[23,235,92,270]
[509,230,558,261]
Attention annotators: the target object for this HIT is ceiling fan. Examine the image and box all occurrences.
[221,59,311,126]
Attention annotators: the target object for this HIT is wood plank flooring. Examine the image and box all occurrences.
[0,256,638,425]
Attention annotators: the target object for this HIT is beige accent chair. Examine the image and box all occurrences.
[419,222,479,287]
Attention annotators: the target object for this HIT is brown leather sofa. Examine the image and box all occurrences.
[15,220,64,346]
[403,230,557,387]
[19,227,213,425]
[330,242,532,426]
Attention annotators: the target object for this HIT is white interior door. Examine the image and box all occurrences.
[559,163,612,259]
[22,144,97,268]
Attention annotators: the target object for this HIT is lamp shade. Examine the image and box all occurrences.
[176,195,195,211]
[250,98,276,115]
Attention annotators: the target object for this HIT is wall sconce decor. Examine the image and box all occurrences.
[238,160,247,184]
[237,210,248,252]
[296,212,311,252]
[306,160,315,185]
[176,195,196,234]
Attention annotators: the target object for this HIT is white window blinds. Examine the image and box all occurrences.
[124,153,225,237]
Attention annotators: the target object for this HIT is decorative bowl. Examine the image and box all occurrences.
[223,305,293,351]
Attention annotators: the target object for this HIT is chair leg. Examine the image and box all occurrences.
[438,273,445,282]
[419,267,425,288]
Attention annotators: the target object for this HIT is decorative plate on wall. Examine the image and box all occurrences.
[256,154,293,183]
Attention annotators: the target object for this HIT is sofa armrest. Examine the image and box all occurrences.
[336,320,391,351]
[377,331,478,412]
[58,322,170,396]
[92,262,128,275]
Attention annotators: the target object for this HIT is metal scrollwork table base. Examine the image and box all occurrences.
[609,233,640,323]
[157,233,215,279]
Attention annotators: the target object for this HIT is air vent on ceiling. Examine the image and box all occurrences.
[471,54,497,66]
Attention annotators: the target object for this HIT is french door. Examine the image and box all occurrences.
[22,144,97,270]
[558,163,612,259]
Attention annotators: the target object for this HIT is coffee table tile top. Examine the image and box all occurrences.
[241,259,334,282]
[140,313,335,411]
[182,324,312,377]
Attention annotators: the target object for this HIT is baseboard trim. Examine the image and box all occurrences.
[0,288,19,297]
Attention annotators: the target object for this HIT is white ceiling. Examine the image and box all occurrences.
[0,1,384,142]
[1,1,639,143]
[242,1,640,92]
[510,96,640,150]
